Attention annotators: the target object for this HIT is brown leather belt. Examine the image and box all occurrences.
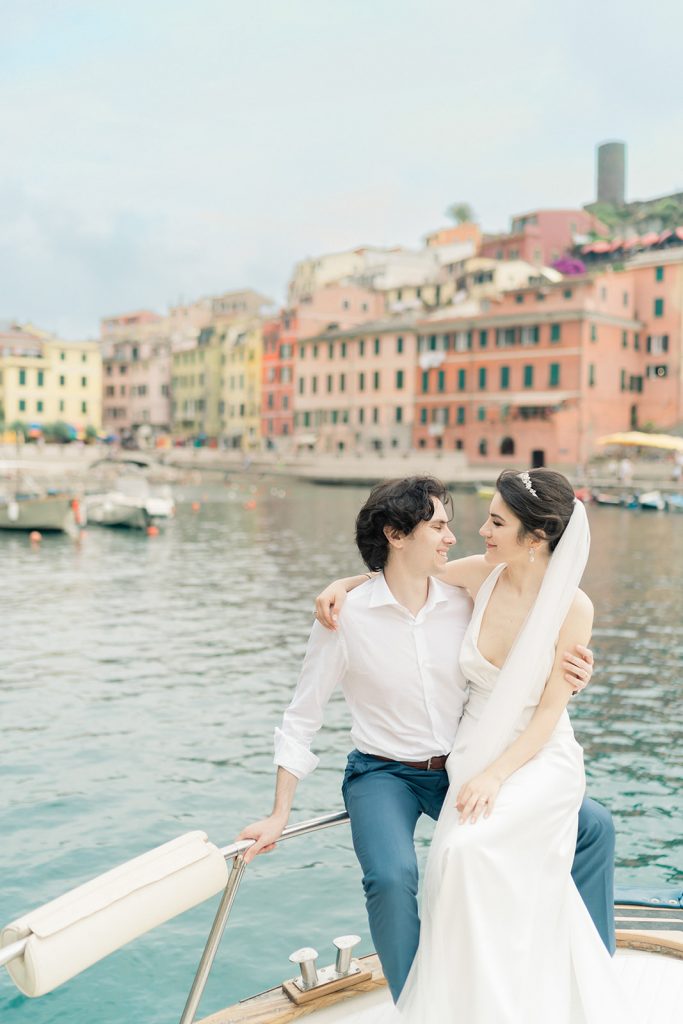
[371,753,449,771]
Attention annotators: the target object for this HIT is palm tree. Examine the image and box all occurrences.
[446,202,475,225]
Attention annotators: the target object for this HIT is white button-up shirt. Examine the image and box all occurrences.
[274,574,473,779]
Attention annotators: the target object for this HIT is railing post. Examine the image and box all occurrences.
[179,854,248,1024]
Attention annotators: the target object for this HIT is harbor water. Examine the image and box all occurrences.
[1,479,681,1023]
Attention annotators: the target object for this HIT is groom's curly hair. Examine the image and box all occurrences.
[355,476,452,571]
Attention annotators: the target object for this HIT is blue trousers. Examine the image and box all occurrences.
[342,750,616,1002]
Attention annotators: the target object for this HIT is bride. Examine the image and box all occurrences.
[316,469,631,1023]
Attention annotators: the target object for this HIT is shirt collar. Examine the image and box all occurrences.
[368,572,451,615]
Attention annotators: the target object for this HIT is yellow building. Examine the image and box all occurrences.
[219,318,263,450]
[170,325,222,439]
[0,324,102,436]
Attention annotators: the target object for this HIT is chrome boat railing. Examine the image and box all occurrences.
[0,810,351,1021]
[179,810,351,1024]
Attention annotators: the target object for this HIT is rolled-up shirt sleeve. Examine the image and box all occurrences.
[274,620,348,780]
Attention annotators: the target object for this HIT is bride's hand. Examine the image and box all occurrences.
[315,582,348,630]
[456,771,502,824]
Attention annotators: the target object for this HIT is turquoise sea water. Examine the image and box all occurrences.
[1,480,681,1023]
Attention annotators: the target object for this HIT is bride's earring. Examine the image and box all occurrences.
[529,546,535,563]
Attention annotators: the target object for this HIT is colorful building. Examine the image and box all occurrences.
[101,312,172,438]
[411,260,683,465]
[480,210,607,267]
[294,316,419,453]
[0,323,102,436]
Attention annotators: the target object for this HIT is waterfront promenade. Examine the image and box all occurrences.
[1,442,681,491]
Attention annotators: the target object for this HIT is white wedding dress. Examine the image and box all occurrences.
[390,562,632,1023]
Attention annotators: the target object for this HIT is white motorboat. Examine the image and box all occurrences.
[1,812,681,1023]
[0,474,80,535]
[84,472,174,530]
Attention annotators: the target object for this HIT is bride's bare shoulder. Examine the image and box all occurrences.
[438,555,490,594]
[565,589,594,631]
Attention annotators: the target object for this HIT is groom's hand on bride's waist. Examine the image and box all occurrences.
[562,643,593,695]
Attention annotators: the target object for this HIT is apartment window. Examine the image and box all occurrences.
[623,291,629,307]
[420,408,427,425]
[456,406,465,425]
[81,376,87,387]
[622,331,628,349]
[590,324,597,342]
[358,407,365,424]
[37,400,43,413]
[311,376,318,394]
[298,378,304,395]
[523,365,534,388]
[477,406,486,422]
[19,369,26,386]
[479,330,488,348]
[331,410,338,425]
[515,294,524,304]
[81,401,87,413]
[422,371,429,393]
[327,374,333,393]
[479,439,488,456]
[358,372,365,392]
[646,365,668,379]
[563,289,573,299]
[339,373,346,392]
[620,369,626,391]
[437,370,445,392]
[396,369,404,390]
[550,324,561,342]
[299,345,305,359]
[359,339,365,356]
[19,399,26,411]
[458,369,466,391]
[496,328,516,347]
[455,331,469,352]
[588,364,595,387]
[647,335,669,355]
[654,298,664,317]
[629,376,643,393]
[396,336,404,354]
[374,337,381,355]
[303,412,311,427]
[60,351,65,361]
[59,400,64,413]
[372,408,379,424]
[312,344,319,358]
[521,326,539,345]
[655,266,664,282]
[37,370,44,386]
[549,363,560,387]
[634,333,640,351]
[341,341,347,358]
[395,406,403,423]
[478,367,487,389]
[328,343,334,359]
[500,366,510,389]
[373,371,380,390]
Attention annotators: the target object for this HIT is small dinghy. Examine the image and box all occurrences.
[2,814,681,1023]
[638,490,667,511]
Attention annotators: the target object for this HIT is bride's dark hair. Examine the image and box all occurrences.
[496,469,575,552]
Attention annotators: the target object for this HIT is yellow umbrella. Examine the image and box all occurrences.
[597,431,683,452]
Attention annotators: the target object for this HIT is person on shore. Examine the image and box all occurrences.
[236,475,612,1007]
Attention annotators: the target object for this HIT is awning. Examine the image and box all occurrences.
[597,431,683,452]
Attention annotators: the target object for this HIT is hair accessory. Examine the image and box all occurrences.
[518,471,539,498]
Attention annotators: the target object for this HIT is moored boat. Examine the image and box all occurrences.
[0,494,80,535]
[84,472,174,530]
[638,490,667,511]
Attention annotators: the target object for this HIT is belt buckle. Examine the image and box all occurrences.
[427,756,433,771]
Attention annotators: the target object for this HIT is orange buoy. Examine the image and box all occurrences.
[191,501,201,512]
[29,530,42,544]
[146,525,159,536]
[244,499,257,510]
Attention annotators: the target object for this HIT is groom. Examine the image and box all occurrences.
[237,476,614,1001]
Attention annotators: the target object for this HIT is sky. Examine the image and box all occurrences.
[2,0,682,339]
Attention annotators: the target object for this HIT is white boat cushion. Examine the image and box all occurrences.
[1,830,228,997]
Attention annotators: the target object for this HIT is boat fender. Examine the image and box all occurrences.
[0,830,228,998]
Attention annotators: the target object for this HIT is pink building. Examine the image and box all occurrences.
[294,316,419,453]
[480,210,607,267]
[100,312,171,438]
[412,269,655,466]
